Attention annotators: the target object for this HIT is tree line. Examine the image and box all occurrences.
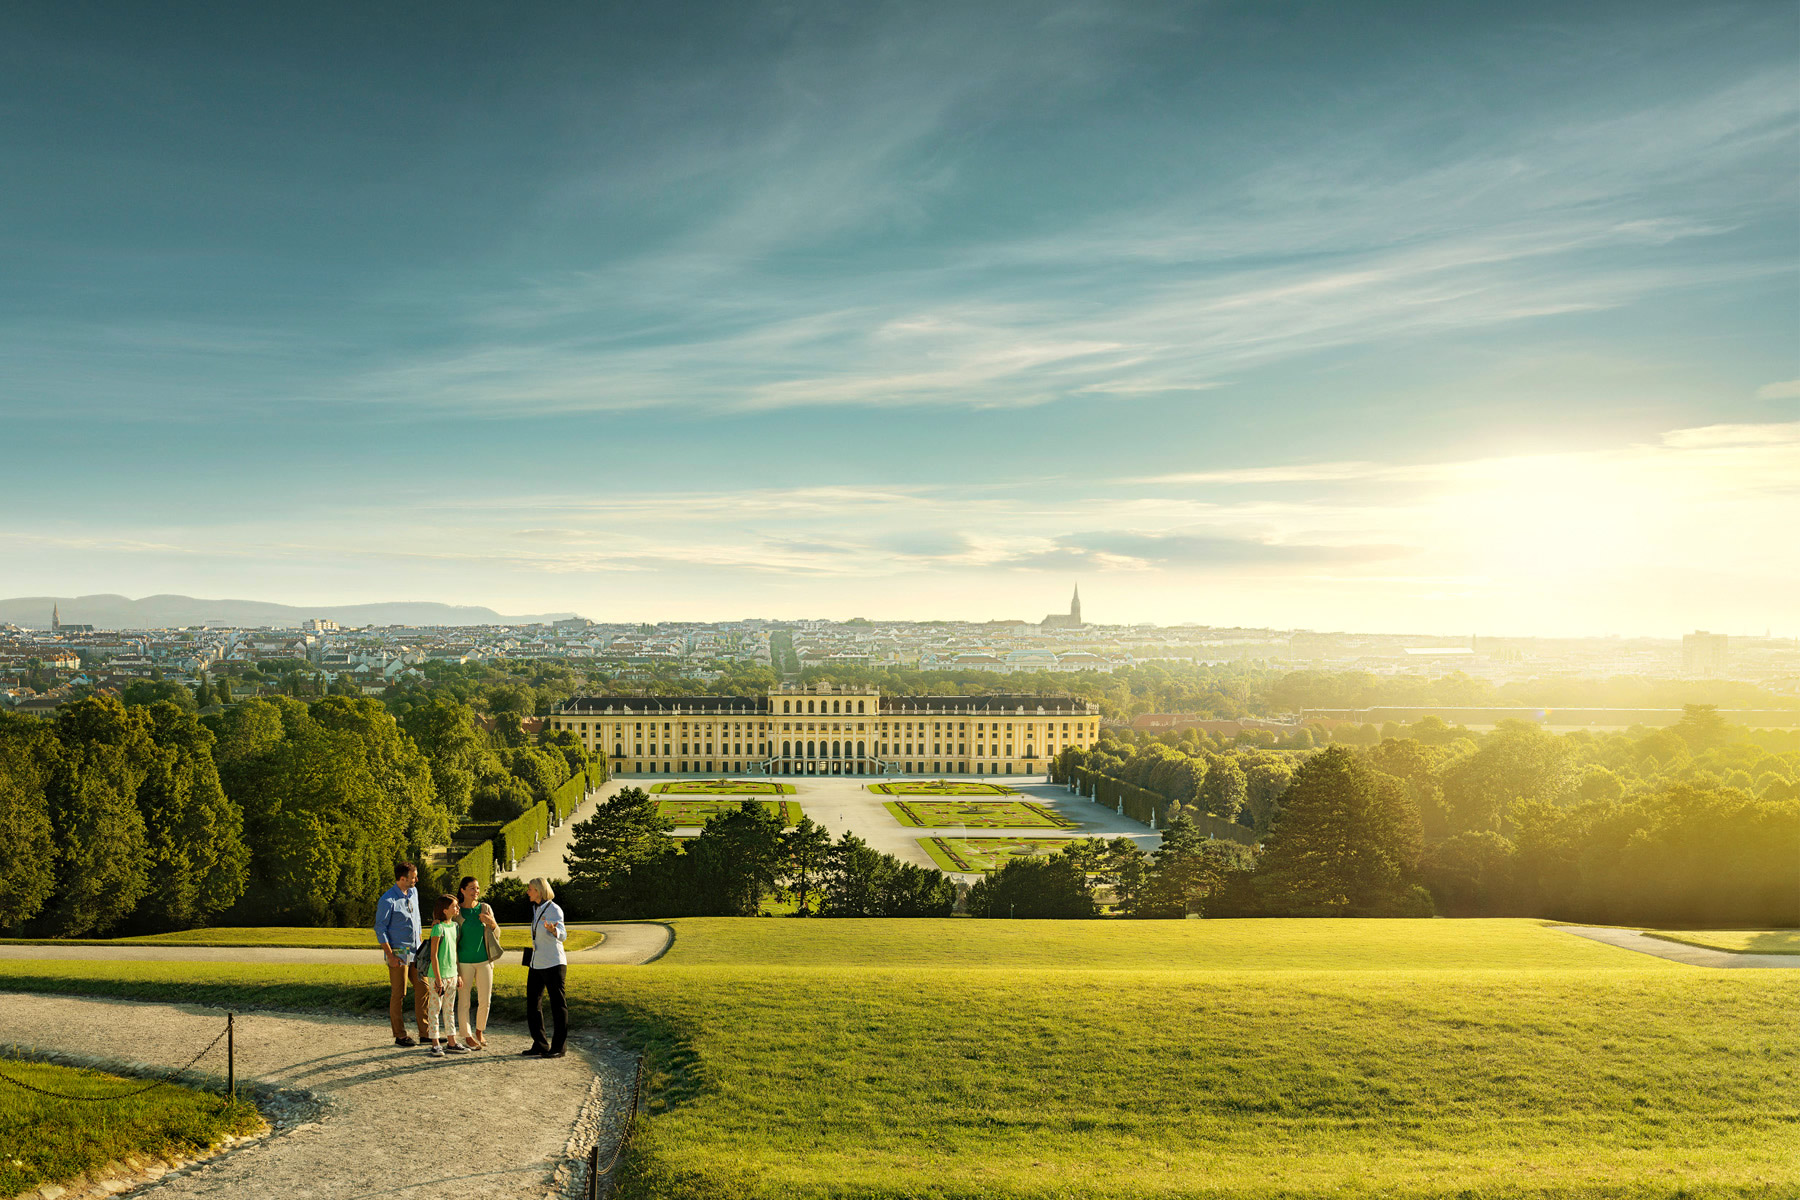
[1058,706,1799,924]
[0,692,593,936]
[553,788,957,918]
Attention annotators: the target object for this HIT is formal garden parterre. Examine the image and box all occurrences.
[882,797,1078,828]
[650,779,796,795]
[654,798,803,828]
[867,780,1018,796]
[919,835,1073,873]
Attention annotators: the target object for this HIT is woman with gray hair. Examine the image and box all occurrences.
[520,877,568,1058]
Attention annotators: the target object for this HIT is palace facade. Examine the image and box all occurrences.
[548,683,1100,777]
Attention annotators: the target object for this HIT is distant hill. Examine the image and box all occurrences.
[0,594,580,629]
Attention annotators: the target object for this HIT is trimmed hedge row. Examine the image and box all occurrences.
[452,839,494,890]
[499,802,550,870]
[551,769,588,822]
[1060,764,1256,847]
[457,759,608,875]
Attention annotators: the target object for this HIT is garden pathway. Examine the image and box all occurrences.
[1561,925,1799,968]
[0,923,671,966]
[4,994,637,1199]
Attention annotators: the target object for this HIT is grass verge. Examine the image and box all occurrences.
[0,920,1793,1199]
[0,1059,261,1196]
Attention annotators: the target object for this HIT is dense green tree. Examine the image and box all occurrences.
[310,696,451,855]
[211,697,416,925]
[1439,721,1572,834]
[35,697,155,935]
[781,816,832,914]
[469,771,534,822]
[562,786,673,915]
[1418,830,1518,917]
[1129,817,1254,917]
[122,680,197,711]
[967,853,1098,919]
[131,701,248,931]
[1198,753,1248,819]
[1248,746,1428,917]
[1366,738,1449,839]
[400,699,485,819]
[0,715,57,929]
[683,802,788,915]
[815,832,955,916]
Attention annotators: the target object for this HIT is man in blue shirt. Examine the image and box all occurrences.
[374,861,427,1047]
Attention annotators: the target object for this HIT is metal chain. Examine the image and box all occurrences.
[588,1055,645,1195]
[0,1021,232,1103]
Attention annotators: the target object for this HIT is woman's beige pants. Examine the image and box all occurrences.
[457,960,493,1040]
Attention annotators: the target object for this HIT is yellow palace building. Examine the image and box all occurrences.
[549,683,1100,778]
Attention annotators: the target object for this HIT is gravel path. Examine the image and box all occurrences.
[0,923,672,966]
[4,994,638,1199]
[1562,925,1800,967]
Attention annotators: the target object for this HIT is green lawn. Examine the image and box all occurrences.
[0,1059,261,1197]
[885,798,1077,829]
[654,799,802,827]
[869,780,1017,796]
[0,926,603,953]
[919,836,1073,873]
[651,779,795,795]
[0,920,1793,1199]
[1641,929,1800,955]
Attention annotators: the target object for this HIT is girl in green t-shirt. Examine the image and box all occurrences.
[421,894,466,1057]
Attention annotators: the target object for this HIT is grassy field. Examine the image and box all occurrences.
[0,926,604,953]
[0,1058,261,1196]
[885,798,1077,829]
[869,780,1017,796]
[919,835,1072,873]
[650,780,795,795]
[0,920,1793,1199]
[1642,929,1800,954]
[654,799,802,827]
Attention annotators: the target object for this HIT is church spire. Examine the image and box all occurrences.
[1069,584,1081,626]
[51,603,59,631]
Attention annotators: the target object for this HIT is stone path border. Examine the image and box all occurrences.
[0,923,672,967]
[3,994,637,1199]
[1561,925,1800,968]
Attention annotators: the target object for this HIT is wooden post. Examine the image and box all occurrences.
[227,1012,235,1101]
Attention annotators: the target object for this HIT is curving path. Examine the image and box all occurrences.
[0,923,673,967]
[4,993,638,1199]
[1561,925,1799,968]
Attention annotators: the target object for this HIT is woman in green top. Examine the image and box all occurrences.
[421,893,467,1058]
[455,876,500,1050]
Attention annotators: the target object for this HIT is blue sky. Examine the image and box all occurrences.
[3,1,1796,633]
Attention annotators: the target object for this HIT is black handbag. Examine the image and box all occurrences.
[520,946,533,970]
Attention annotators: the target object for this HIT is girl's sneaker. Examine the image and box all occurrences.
[429,1043,445,1058]
[444,1042,470,1054]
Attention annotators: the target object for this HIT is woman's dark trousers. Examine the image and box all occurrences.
[526,965,568,1052]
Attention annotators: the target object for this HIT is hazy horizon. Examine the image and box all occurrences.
[4,2,1795,636]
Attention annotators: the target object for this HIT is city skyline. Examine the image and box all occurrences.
[3,2,1796,636]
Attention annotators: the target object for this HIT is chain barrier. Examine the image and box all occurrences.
[587,1055,645,1198]
[0,1017,234,1104]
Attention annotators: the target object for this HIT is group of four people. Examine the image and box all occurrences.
[374,862,571,1058]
